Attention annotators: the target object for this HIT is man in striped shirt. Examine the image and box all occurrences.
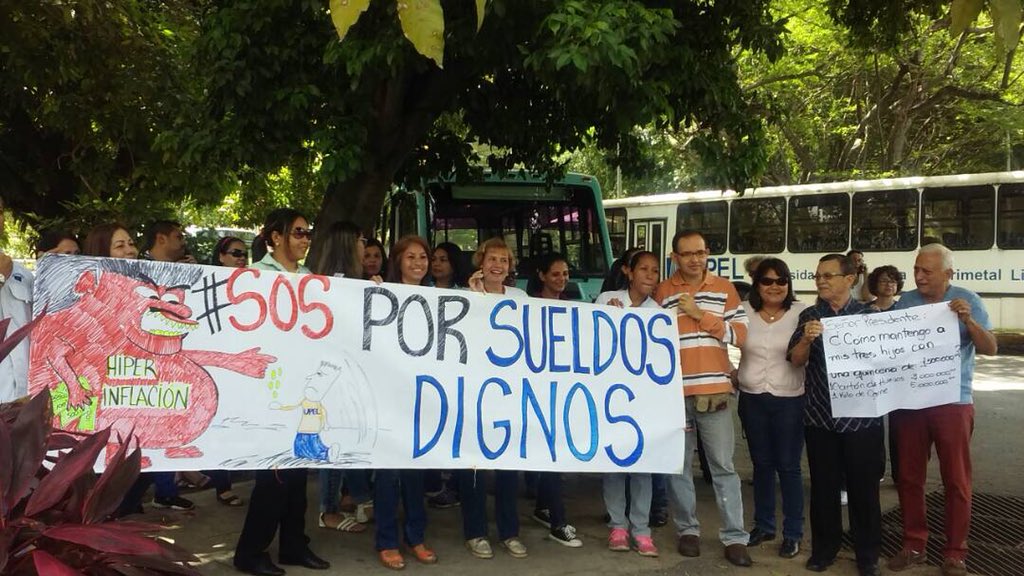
[654,230,751,568]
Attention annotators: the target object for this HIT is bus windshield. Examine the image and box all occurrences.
[424,178,610,283]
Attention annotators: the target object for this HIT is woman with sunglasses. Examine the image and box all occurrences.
[213,236,249,267]
[234,208,329,576]
[734,258,806,560]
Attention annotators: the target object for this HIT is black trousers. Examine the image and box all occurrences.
[805,425,883,568]
[235,469,309,562]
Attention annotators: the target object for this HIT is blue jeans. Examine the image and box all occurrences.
[374,469,427,550]
[153,472,178,499]
[319,468,372,514]
[739,391,805,540]
[458,469,519,540]
[668,396,749,546]
[535,472,567,528]
[603,473,652,536]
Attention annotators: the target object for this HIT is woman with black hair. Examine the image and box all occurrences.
[234,208,329,576]
[596,250,662,557]
[362,238,387,279]
[430,241,464,288]
[34,229,80,258]
[867,265,903,312]
[735,257,806,559]
[212,236,249,268]
[526,252,570,299]
[524,252,583,548]
[374,235,438,570]
[306,221,373,534]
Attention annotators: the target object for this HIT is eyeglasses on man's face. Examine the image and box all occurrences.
[675,249,709,260]
[812,272,850,281]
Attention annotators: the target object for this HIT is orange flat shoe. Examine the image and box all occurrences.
[409,543,438,564]
[379,549,405,570]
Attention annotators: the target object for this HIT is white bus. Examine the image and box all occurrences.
[604,171,1024,330]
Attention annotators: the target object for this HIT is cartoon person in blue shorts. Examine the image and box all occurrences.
[270,361,341,462]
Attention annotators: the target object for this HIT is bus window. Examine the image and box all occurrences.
[787,193,849,253]
[606,207,628,257]
[922,185,994,250]
[676,201,727,254]
[425,181,609,282]
[729,197,785,254]
[852,189,918,251]
[997,183,1024,249]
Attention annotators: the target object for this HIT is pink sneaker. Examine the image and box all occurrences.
[608,528,630,551]
[634,535,659,557]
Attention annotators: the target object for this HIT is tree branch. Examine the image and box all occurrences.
[910,85,1018,114]
[944,31,968,78]
[744,70,823,91]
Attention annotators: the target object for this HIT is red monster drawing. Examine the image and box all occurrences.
[28,256,276,467]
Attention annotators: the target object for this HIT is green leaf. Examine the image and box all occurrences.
[329,0,372,41]
[991,0,1023,55]
[950,0,984,36]
[397,0,445,68]
[476,0,487,31]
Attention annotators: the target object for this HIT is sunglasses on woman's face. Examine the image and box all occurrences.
[758,276,790,287]
[224,249,248,258]
[291,228,313,239]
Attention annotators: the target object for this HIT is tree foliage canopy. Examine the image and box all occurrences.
[2,0,1023,240]
[0,0,211,231]
[575,0,1024,195]
[185,0,785,243]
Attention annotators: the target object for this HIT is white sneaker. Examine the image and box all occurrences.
[548,524,583,548]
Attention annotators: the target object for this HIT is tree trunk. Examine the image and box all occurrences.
[304,60,471,263]
[306,167,395,264]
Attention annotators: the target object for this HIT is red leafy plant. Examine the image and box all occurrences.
[1,317,200,575]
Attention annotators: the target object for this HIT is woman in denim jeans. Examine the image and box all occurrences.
[305,221,374,533]
[595,250,662,558]
[735,257,806,559]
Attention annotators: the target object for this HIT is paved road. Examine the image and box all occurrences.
[150,355,1021,575]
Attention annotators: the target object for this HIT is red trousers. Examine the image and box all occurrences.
[891,404,974,561]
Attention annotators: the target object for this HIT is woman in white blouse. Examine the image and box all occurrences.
[735,258,806,560]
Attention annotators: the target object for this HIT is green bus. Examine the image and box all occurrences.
[387,173,614,301]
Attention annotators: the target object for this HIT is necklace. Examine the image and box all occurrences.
[760,308,782,322]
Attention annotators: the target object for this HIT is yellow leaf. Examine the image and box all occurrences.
[949,0,984,36]
[397,0,445,68]
[329,0,372,41]
[990,0,1023,55]
[476,0,487,32]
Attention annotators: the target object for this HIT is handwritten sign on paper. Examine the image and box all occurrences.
[821,303,961,417]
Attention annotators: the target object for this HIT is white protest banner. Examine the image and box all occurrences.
[821,302,961,417]
[27,255,684,473]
